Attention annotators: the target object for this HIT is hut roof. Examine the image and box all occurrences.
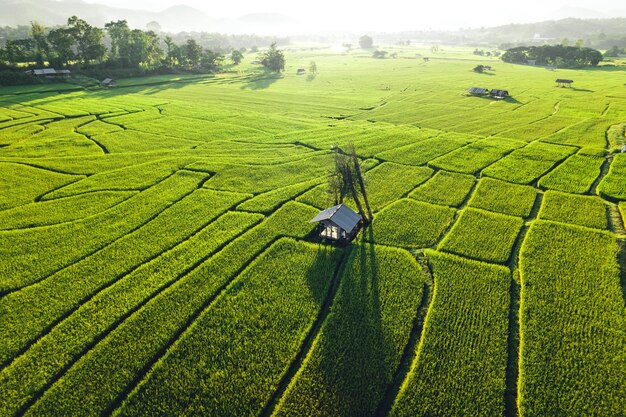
[310,204,361,232]
[102,78,115,84]
[490,89,509,97]
[469,87,488,94]
[556,79,573,83]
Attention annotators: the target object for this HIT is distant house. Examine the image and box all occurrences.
[556,79,573,88]
[423,57,430,62]
[251,60,262,65]
[297,68,306,75]
[545,65,556,71]
[490,89,509,99]
[310,204,361,242]
[25,68,70,78]
[101,78,116,88]
[527,60,536,65]
[621,145,626,153]
[468,87,489,96]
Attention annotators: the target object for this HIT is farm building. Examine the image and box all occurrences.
[310,204,361,242]
[101,78,117,88]
[556,79,573,87]
[468,87,489,96]
[25,69,70,78]
[297,68,306,75]
[490,89,509,99]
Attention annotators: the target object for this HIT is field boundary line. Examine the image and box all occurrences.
[503,191,542,417]
[374,255,434,417]
[14,210,259,417]
[0,172,206,368]
[259,246,352,417]
[105,234,291,415]
[0,171,184,296]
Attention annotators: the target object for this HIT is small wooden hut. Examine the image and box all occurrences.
[101,78,117,88]
[297,68,306,75]
[468,87,489,96]
[556,79,573,88]
[490,89,509,99]
[310,204,361,242]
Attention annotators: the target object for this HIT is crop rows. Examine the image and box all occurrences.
[43,158,194,199]
[369,199,455,248]
[439,208,524,263]
[468,177,537,218]
[0,185,245,365]
[430,138,524,174]
[482,141,576,184]
[519,220,626,415]
[0,170,208,293]
[377,133,473,166]
[538,191,608,230]
[4,202,317,416]
[537,153,604,194]
[0,162,84,211]
[408,170,475,207]
[392,250,510,417]
[237,178,323,213]
[598,153,626,200]
[274,242,428,417]
[0,190,137,230]
[0,211,262,417]
[25,238,340,417]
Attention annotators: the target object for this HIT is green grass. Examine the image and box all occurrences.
[368,199,456,248]
[438,208,524,263]
[28,239,341,417]
[429,138,524,174]
[468,177,538,217]
[0,211,262,417]
[0,162,84,210]
[392,250,510,417]
[377,133,473,166]
[519,220,626,416]
[537,154,604,194]
[274,242,428,417]
[236,178,323,213]
[2,48,626,416]
[538,191,608,230]
[0,191,136,230]
[296,162,433,212]
[0,170,209,293]
[0,186,247,365]
[597,153,626,201]
[482,141,576,184]
[408,170,476,207]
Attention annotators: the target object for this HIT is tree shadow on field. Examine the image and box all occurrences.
[287,228,393,415]
[239,73,282,90]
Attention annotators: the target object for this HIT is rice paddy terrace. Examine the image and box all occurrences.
[1,46,625,416]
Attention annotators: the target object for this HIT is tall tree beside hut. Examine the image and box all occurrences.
[327,145,371,224]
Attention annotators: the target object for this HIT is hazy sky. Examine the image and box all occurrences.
[86,0,626,31]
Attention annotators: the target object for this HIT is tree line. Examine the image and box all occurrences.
[0,16,286,75]
[501,45,603,67]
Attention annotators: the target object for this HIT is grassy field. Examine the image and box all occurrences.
[1,44,625,416]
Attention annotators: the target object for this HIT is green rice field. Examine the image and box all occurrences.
[1,45,625,416]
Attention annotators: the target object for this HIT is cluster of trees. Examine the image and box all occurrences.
[0,16,286,74]
[604,46,625,57]
[501,45,603,67]
[472,49,501,57]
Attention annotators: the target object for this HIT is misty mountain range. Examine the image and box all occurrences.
[1,0,626,40]
[0,0,297,34]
